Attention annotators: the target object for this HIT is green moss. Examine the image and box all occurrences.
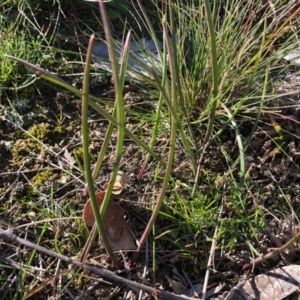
[14,128,25,139]
[74,147,83,161]
[33,170,53,187]
[0,200,10,213]
[28,123,51,141]
[55,126,63,134]
[11,123,60,165]
[11,139,32,164]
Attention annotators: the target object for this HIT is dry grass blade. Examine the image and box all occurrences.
[22,269,71,300]
[202,198,224,299]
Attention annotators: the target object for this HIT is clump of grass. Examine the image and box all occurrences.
[0,1,59,88]
[120,0,300,280]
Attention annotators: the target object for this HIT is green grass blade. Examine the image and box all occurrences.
[4,55,166,166]
[135,0,163,63]
[96,0,125,228]
[137,39,168,179]
[221,104,246,188]
[203,0,219,143]
[81,34,119,267]
[131,20,177,263]
[91,31,131,182]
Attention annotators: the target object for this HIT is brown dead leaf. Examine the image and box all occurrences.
[83,191,136,251]
[63,148,76,169]
[225,265,300,300]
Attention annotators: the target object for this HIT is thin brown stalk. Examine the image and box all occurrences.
[243,231,300,271]
[201,197,224,299]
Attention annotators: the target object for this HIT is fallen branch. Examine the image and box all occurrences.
[0,229,194,300]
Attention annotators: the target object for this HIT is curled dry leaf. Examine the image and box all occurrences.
[225,265,300,300]
[83,191,136,251]
[103,170,129,195]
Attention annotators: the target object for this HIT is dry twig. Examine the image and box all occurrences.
[0,229,195,300]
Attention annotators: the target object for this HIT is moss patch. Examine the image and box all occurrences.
[27,122,52,141]
[32,170,53,187]
[11,123,61,165]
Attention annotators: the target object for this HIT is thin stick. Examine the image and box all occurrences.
[243,230,300,271]
[138,239,149,300]
[201,197,224,299]
[0,229,195,300]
